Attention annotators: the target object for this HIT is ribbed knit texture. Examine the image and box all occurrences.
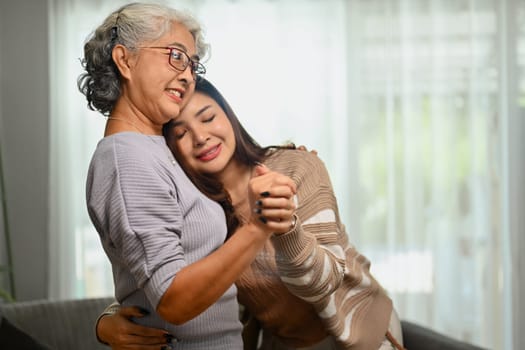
[86,133,243,350]
[236,149,393,350]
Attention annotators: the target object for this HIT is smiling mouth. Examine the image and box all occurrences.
[166,88,183,99]
[197,144,221,161]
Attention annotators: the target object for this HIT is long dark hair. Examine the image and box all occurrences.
[163,77,294,237]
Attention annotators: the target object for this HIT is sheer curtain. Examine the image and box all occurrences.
[342,2,521,349]
[48,0,523,349]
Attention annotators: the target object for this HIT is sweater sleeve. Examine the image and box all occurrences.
[86,136,187,307]
[268,151,347,302]
[95,301,121,345]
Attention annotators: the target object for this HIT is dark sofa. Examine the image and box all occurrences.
[0,297,487,350]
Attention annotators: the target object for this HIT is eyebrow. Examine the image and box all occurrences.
[168,42,187,50]
[173,105,212,126]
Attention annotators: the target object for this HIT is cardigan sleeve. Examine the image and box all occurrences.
[268,151,348,302]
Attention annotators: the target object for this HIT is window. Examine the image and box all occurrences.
[49,1,524,348]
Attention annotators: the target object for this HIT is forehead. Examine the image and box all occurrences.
[186,91,214,109]
[176,92,214,120]
[154,21,197,54]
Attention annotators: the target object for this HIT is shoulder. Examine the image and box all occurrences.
[92,133,166,165]
[265,149,330,183]
[103,133,164,153]
[266,148,327,172]
[88,133,173,185]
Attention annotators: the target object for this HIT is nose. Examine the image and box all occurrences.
[192,128,209,147]
[178,64,195,84]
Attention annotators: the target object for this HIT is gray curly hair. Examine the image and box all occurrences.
[78,2,209,116]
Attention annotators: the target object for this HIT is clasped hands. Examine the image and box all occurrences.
[248,164,297,236]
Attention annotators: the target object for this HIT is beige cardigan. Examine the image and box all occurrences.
[236,149,393,350]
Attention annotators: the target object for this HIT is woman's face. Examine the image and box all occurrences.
[124,21,198,126]
[169,91,236,176]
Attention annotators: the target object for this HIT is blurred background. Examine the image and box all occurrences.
[0,0,524,349]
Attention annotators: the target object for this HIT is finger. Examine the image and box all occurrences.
[112,343,166,350]
[252,182,296,199]
[111,333,171,350]
[262,216,297,234]
[118,307,171,338]
[250,172,297,194]
[297,145,307,151]
[253,195,295,232]
[128,324,170,338]
[257,208,295,223]
[255,196,295,210]
[256,197,295,215]
[255,186,295,202]
[123,333,171,346]
[118,305,150,318]
[249,211,295,235]
[253,163,270,176]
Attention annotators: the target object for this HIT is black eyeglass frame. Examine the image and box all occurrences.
[139,46,206,77]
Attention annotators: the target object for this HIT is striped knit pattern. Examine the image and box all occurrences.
[237,149,392,350]
[86,133,243,350]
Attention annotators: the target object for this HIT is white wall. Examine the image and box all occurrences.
[0,0,50,301]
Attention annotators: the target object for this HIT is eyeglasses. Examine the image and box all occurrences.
[139,46,206,76]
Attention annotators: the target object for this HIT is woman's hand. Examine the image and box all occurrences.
[248,164,297,235]
[297,144,318,156]
[97,306,173,350]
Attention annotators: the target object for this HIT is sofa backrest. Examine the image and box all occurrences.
[0,297,488,350]
[0,297,114,350]
[401,320,487,350]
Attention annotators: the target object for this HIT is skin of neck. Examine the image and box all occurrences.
[106,95,164,136]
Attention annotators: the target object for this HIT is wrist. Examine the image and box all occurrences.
[95,314,110,345]
[239,221,272,241]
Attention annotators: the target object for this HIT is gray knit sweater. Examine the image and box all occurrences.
[86,132,243,350]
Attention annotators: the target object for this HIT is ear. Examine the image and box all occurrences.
[112,44,134,80]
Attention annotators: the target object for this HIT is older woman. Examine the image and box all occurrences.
[78,3,296,350]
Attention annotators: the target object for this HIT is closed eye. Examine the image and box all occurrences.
[203,115,216,123]
[174,128,187,140]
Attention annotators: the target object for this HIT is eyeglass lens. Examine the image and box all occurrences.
[169,48,205,75]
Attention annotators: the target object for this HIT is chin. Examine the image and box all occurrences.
[171,108,182,118]
[200,166,223,176]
